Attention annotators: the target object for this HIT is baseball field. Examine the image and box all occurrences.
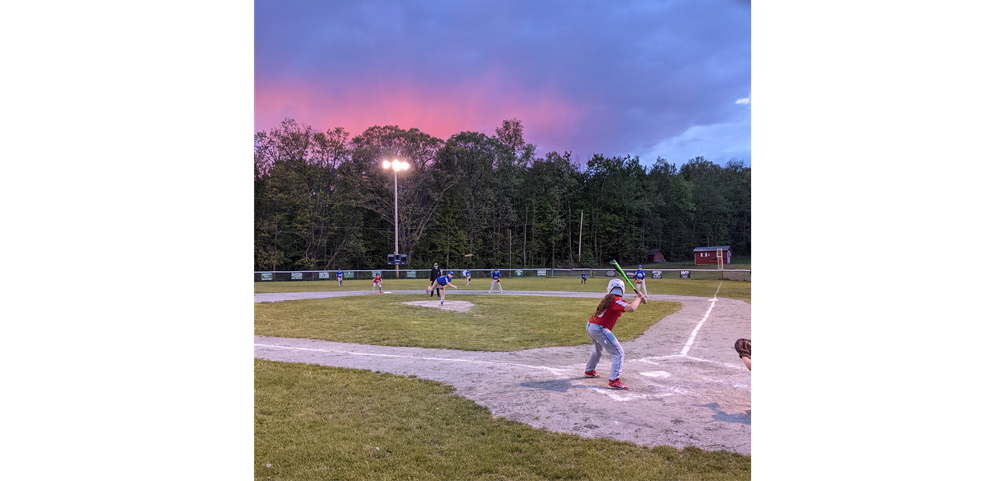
[255,276,751,479]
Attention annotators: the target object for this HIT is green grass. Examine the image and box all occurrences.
[255,276,750,303]
[255,295,682,351]
[255,359,751,480]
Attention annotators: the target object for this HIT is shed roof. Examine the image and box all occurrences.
[693,246,731,252]
[648,248,661,254]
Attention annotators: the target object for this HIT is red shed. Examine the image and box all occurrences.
[647,249,666,263]
[693,246,731,265]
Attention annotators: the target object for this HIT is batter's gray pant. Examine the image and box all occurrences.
[585,322,624,381]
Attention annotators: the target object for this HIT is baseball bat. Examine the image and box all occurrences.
[609,260,647,303]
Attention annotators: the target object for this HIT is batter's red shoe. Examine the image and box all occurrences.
[608,379,629,390]
[584,370,601,378]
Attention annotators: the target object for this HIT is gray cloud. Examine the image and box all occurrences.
[256,0,751,167]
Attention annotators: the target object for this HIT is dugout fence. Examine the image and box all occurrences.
[254,268,750,282]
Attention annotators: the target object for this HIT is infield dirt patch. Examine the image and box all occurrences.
[403,300,475,312]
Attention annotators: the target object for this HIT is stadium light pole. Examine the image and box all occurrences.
[382,159,410,278]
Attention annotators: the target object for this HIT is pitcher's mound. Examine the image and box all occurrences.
[403,300,474,312]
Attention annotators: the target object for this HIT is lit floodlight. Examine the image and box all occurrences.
[382,160,391,169]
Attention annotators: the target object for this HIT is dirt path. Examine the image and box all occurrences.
[254,289,752,454]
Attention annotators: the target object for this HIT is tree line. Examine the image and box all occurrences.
[254,118,750,271]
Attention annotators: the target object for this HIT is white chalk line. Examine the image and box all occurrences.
[634,355,746,371]
[679,298,717,356]
[254,343,571,375]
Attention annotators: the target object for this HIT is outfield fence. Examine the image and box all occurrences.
[254,268,750,282]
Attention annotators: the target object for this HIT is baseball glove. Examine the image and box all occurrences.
[733,338,751,359]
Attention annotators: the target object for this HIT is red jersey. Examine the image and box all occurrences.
[372,275,382,284]
[588,295,628,331]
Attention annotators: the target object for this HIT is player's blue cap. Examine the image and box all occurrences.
[448,271,454,275]
[638,265,642,268]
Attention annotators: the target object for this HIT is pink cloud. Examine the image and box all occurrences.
[255,73,590,153]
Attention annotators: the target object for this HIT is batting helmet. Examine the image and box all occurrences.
[607,279,625,296]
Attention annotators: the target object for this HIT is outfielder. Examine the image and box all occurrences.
[581,271,587,284]
[372,273,383,294]
[584,279,646,390]
[336,268,343,287]
[634,265,648,296]
[488,268,503,293]
[465,269,472,286]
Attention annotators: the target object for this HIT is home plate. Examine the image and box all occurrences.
[403,300,474,312]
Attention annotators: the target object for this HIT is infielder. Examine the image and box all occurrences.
[372,273,383,294]
[336,268,343,287]
[429,271,458,306]
[488,268,503,293]
[634,265,648,296]
[584,279,645,390]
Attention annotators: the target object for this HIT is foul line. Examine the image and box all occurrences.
[254,343,569,374]
[679,297,718,356]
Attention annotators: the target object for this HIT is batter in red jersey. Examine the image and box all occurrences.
[584,279,645,389]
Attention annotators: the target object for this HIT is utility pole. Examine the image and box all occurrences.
[577,210,584,260]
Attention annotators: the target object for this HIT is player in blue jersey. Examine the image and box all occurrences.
[431,271,458,305]
[581,271,587,284]
[634,265,648,296]
[336,268,343,287]
[488,268,503,293]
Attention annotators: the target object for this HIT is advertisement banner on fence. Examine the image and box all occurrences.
[652,271,662,279]
[515,270,523,276]
[407,271,417,278]
[344,271,356,279]
[537,270,546,276]
[291,272,303,280]
[605,270,615,277]
[261,273,273,281]
[319,272,329,279]
[680,270,691,279]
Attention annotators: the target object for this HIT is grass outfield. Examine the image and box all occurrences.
[255,277,751,303]
[255,294,682,351]
[255,360,750,480]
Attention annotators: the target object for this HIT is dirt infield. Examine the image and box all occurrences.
[254,289,751,454]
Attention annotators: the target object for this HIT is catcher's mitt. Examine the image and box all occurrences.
[733,338,751,359]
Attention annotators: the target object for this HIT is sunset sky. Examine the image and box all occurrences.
[255,0,751,168]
